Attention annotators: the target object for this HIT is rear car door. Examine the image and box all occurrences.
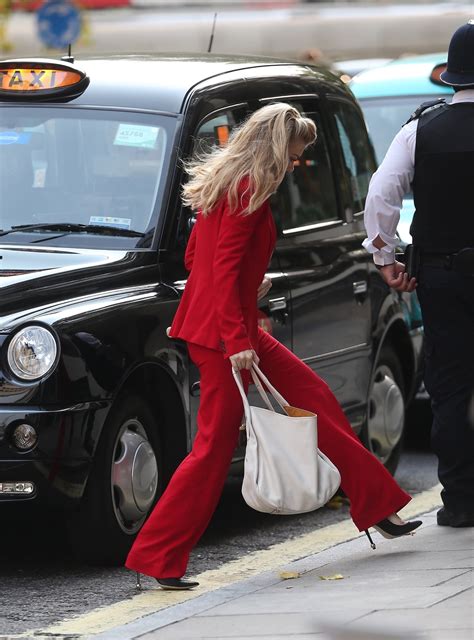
[272,98,375,428]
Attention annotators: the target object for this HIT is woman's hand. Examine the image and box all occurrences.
[257,277,272,301]
[379,261,417,292]
[230,349,259,371]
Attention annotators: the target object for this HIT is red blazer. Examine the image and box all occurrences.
[169,186,276,357]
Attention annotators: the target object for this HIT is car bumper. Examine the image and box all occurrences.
[0,401,109,507]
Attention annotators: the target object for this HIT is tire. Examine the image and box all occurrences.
[68,395,162,565]
[363,346,406,475]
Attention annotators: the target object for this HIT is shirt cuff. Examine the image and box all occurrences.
[373,250,395,266]
[362,237,396,266]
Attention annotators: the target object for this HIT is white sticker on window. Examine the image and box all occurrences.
[114,124,159,149]
[89,216,131,230]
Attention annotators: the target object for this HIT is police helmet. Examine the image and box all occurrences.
[441,20,474,87]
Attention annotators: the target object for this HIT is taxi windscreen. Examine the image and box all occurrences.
[0,108,174,247]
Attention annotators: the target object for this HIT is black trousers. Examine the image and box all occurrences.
[417,265,474,514]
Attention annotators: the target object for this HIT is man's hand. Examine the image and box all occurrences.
[230,349,259,371]
[257,277,272,301]
[378,260,417,292]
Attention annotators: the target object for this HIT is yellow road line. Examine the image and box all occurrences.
[18,484,442,639]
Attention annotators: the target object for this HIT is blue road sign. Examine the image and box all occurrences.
[37,0,81,50]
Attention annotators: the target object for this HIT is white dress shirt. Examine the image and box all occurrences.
[363,89,474,265]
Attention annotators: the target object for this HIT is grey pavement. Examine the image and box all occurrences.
[95,509,473,640]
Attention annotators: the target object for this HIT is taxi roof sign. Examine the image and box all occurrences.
[0,59,89,100]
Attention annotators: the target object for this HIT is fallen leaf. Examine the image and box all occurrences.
[319,574,344,581]
[279,571,300,580]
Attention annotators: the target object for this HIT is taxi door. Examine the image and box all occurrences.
[271,98,375,429]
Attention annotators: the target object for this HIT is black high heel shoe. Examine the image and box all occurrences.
[156,577,200,590]
[364,518,422,550]
[135,573,199,591]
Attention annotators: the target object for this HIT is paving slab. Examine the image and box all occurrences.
[424,631,474,640]
[261,568,466,592]
[432,569,472,589]
[330,546,472,570]
[434,584,474,610]
[353,606,472,633]
[139,612,323,639]
[197,584,470,615]
[205,636,324,640]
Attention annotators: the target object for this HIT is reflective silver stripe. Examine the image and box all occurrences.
[302,343,369,364]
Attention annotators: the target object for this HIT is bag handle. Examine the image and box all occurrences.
[250,364,289,411]
[232,363,289,421]
[232,368,253,430]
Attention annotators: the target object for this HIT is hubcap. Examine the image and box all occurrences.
[368,364,404,463]
[111,418,158,534]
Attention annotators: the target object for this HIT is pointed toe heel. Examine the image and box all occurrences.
[374,518,422,539]
[364,518,422,549]
[156,577,199,590]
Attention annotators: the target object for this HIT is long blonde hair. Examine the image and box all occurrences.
[182,103,317,216]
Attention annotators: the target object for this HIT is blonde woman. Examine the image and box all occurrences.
[126,103,421,590]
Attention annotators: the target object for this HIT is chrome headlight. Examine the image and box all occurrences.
[7,325,58,381]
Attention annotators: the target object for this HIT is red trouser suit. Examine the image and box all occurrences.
[126,328,410,578]
[126,185,411,578]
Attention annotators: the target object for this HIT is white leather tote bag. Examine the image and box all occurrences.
[233,364,341,515]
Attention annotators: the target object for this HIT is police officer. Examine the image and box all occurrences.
[363,21,474,528]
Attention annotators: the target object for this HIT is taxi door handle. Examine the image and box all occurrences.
[269,297,287,312]
[353,281,368,296]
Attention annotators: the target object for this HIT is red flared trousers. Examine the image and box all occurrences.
[126,329,410,578]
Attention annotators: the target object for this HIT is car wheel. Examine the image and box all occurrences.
[363,346,405,475]
[68,395,162,565]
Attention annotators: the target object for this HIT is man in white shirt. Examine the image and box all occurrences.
[363,22,474,528]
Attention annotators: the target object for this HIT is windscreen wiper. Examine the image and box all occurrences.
[0,223,145,238]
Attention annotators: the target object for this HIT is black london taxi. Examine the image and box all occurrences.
[0,54,422,564]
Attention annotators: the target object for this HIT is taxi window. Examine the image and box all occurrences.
[330,100,375,213]
[192,107,248,155]
[272,111,340,234]
[0,107,174,246]
[178,106,248,244]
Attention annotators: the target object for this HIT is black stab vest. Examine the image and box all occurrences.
[410,102,474,252]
